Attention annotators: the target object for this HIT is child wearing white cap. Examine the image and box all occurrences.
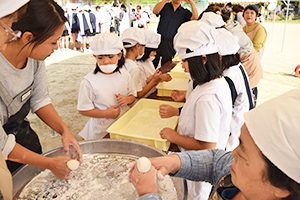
[136,30,172,97]
[122,28,162,98]
[77,33,136,140]
[159,21,232,200]
[217,28,254,151]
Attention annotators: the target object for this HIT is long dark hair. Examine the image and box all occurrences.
[136,47,156,62]
[187,53,223,86]
[94,50,125,74]
[221,53,240,70]
[12,0,67,50]
[263,156,300,200]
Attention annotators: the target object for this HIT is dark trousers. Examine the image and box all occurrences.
[152,38,176,69]
[252,87,258,107]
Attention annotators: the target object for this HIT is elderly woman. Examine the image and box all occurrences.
[129,89,300,200]
[243,5,267,62]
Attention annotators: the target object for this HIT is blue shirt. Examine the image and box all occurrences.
[157,2,192,40]
[138,149,236,200]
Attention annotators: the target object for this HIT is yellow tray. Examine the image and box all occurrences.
[107,99,184,151]
[156,78,189,97]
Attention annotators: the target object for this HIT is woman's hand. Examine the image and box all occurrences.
[129,163,159,197]
[61,131,83,163]
[47,156,72,180]
[171,90,186,102]
[159,104,179,118]
[160,128,178,143]
[149,155,182,176]
[106,105,120,119]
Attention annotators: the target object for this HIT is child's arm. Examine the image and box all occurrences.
[171,90,186,102]
[115,94,136,106]
[159,104,179,118]
[159,73,172,82]
[137,71,162,98]
[78,106,120,119]
[159,128,216,150]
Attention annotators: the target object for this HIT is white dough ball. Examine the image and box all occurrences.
[67,159,79,170]
[137,157,151,173]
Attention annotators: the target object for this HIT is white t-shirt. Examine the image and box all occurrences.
[136,60,156,97]
[223,63,253,151]
[77,68,136,140]
[124,59,143,92]
[177,77,232,150]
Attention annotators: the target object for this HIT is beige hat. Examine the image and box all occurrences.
[199,12,226,28]
[217,29,240,56]
[121,27,147,48]
[91,33,123,55]
[144,30,161,49]
[174,21,218,59]
[0,0,29,19]
[244,89,300,184]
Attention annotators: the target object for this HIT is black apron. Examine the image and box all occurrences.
[0,82,42,174]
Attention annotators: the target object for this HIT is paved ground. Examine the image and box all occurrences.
[27,21,300,152]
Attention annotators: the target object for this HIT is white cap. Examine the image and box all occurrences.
[244,89,300,184]
[82,5,91,11]
[144,30,161,49]
[91,33,123,55]
[199,12,226,28]
[0,0,29,19]
[174,21,218,59]
[216,29,240,56]
[121,27,147,48]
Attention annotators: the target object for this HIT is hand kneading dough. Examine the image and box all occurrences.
[67,159,79,170]
[137,157,151,173]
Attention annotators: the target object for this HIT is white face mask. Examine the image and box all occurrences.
[99,64,117,74]
[147,56,155,62]
[185,72,191,80]
[136,48,144,60]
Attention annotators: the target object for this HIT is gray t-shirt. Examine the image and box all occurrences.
[0,53,51,158]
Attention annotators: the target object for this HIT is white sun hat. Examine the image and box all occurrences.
[121,27,147,48]
[216,28,240,56]
[91,33,123,55]
[144,30,161,49]
[244,89,300,184]
[0,0,29,19]
[174,21,219,59]
[199,12,226,28]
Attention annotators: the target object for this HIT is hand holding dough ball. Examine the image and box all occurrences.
[67,159,80,170]
[137,157,152,173]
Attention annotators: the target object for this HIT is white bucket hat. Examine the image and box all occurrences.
[0,0,29,19]
[121,27,147,48]
[174,21,219,59]
[144,30,161,49]
[216,28,240,56]
[91,33,123,55]
[199,12,226,28]
[244,89,300,184]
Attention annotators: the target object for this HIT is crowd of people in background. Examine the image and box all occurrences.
[58,2,152,53]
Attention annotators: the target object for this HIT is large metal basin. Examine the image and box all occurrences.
[13,139,187,199]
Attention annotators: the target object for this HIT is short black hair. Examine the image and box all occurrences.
[187,53,223,85]
[94,50,125,74]
[136,47,156,62]
[263,156,300,200]
[221,53,240,70]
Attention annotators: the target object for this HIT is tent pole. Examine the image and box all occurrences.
[281,0,290,52]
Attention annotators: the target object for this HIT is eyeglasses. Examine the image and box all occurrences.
[0,20,21,43]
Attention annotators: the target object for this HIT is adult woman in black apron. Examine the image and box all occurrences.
[0,0,82,180]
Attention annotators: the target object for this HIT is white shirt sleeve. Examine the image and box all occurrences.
[130,68,143,92]
[194,95,221,143]
[77,78,96,111]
